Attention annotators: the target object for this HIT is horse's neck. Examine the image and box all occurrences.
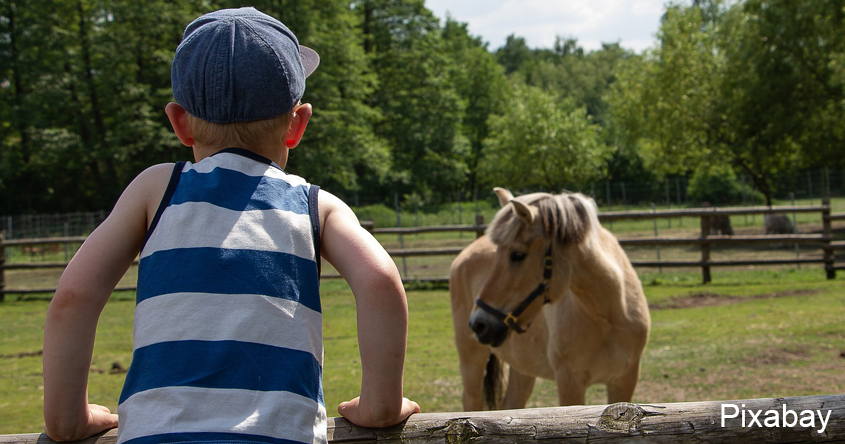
[567,236,629,321]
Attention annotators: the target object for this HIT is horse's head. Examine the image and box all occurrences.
[469,187,598,347]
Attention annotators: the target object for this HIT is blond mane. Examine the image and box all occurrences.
[487,191,600,247]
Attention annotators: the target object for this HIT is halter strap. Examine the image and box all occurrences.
[475,245,553,334]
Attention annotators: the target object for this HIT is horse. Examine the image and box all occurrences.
[764,212,796,235]
[449,188,650,410]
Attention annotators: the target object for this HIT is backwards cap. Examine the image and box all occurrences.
[171,7,319,123]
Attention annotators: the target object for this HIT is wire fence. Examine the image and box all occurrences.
[1,169,843,240]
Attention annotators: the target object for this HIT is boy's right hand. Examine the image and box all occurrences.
[337,396,420,428]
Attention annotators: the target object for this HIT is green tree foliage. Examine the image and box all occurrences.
[480,82,610,191]
[4,0,843,214]
[441,18,510,197]
[608,0,845,205]
[687,164,745,205]
[357,0,468,202]
[608,4,723,176]
[0,0,194,213]
[499,36,641,193]
[719,0,845,204]
[495,35,532,75]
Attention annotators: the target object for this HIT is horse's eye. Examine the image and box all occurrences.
[510,251,527,263]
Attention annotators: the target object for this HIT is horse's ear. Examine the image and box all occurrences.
[493,187,514,208]
[510,199,534,225]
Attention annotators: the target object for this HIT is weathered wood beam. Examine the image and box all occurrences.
[2,395,843,444]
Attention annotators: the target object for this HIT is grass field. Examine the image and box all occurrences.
[1,197,844,434]
[2,268,844,435]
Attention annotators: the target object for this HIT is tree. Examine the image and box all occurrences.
[495,34,531,75]
[608,4,724,178]
[480,82,610,192]
[608,0,845,206]
[719,0,845,203]
[358,0,467,202]
[441,17,510,197]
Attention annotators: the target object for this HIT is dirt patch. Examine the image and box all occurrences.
[90,362,128,374]
[0,350,43,359]
[650,289,819,310]
[741,347,812,367]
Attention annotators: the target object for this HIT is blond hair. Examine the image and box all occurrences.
[187,111,295,151]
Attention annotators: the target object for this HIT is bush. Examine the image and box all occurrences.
[352,204,397,227]
[687,165,764,206]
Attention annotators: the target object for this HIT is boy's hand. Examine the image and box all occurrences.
[44,404,118,442]
[337,396,420,428]
[86,404,120,435]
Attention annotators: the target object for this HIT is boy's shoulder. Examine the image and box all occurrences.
[125,163,181,220]
[317,188,359,232]
[135,162,180,193]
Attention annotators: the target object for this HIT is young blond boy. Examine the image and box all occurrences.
[43,7,419,444]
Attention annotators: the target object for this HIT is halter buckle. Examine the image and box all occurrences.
[503,312,526,333]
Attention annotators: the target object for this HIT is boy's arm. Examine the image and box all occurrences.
[43,164,174,442]
[318,191,420,428]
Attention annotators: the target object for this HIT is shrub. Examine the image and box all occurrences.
[688,165,764,206]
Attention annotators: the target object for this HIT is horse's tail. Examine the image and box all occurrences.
[483,353,504,410]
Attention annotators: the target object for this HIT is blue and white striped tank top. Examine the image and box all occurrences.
[117,148,326,444]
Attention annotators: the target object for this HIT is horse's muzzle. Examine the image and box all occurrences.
[468,309,509,347]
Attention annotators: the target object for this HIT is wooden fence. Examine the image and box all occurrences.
[2,394,843,443]
[359,202,845,284]
[2,202,844,300]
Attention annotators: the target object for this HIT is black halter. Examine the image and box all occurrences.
[475,245,553,334]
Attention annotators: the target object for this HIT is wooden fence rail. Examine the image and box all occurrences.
[2,203,843,299]
[2,394,843,443]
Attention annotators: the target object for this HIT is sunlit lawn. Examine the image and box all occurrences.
[2,268,844,434]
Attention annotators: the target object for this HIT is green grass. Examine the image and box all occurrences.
[3,270,845,434]
[2,197,844,433]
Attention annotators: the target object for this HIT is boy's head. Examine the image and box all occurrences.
[170,7,319,151]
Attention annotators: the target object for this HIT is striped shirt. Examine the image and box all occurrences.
[117,148,325,444]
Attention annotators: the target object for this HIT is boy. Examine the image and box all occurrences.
[43,7,419,444]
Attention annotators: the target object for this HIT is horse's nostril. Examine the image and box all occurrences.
[469,319,488,336]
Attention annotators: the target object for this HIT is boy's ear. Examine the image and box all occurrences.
[284,103,312,149]
[165,102,195,147]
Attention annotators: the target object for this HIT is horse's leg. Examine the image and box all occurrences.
[606,359,641,403]
[456,339,493,411]
[554,369,588,406]
[501,367,536,409]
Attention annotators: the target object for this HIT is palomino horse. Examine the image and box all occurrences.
[449,188,650,409]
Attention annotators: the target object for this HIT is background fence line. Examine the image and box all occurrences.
[1,203,843,300]
[3,168,845,241]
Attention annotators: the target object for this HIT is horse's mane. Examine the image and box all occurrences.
[487,191,600,247]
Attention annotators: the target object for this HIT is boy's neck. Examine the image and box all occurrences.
[193,144,289,168]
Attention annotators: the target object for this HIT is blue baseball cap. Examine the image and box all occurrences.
[171,7,320,123]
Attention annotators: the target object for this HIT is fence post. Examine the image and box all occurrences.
[822,198,835,280]
[651,203,662,273]
[0,233,5,302]
[475,214,485,238]
[700,211,712,284]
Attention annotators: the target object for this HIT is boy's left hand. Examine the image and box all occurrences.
[44,404,118,442]
[86,403,120,435]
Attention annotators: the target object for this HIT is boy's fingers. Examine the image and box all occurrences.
[336,397,360,418]
[90,404,120,428]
